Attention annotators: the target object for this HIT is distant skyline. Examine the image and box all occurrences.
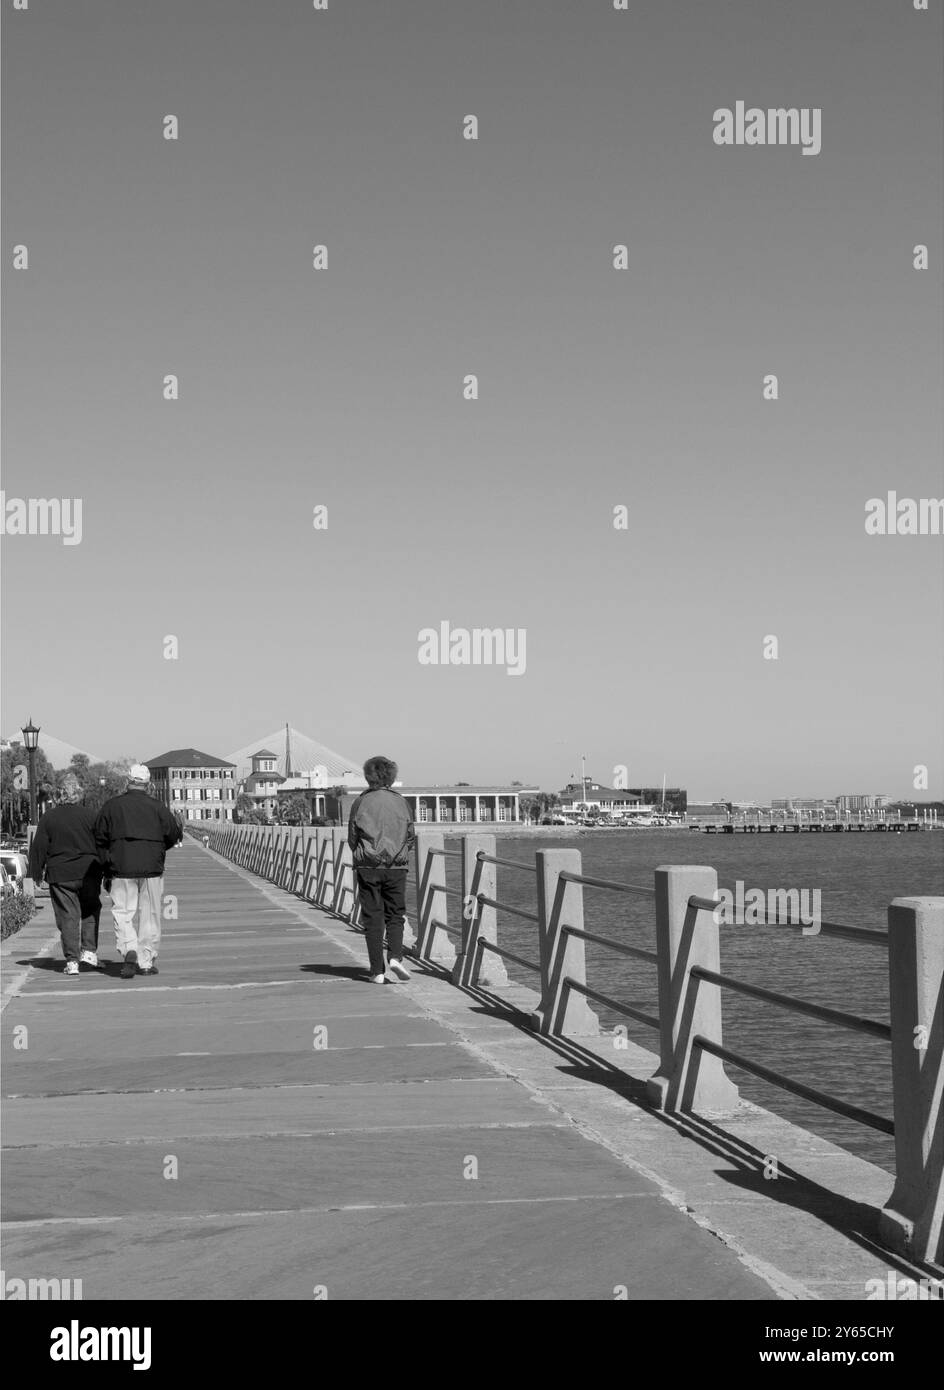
[3,1,942,802]
[2,720,934,808]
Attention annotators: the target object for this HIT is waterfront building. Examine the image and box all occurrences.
[771,797,838,815]
[399,785,537,824]
[557,782,686,817]
[145,748,237,823]
[836,794,892,813]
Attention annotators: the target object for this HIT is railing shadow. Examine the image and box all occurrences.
[407,964,943,1282]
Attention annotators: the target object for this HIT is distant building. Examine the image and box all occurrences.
[242,749,284,820]
[771,798,838,814]
[557,782,686,817]
[226,725,366,791]
[145,748,237,822]
[836,794,891,813]
[400,785,538,824]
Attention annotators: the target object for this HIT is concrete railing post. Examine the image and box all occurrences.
[332,830,355,920]
[300,827,317,900]
[413,831,455,967]
[530,849,598,1038]
[879,897,944,1265]
[314,828,333,908]
[645,865,739,1115]
[458,835,506,987]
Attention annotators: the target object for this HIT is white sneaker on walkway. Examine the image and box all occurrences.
[79,950,98,968]
[387,958,411,980]
[63,961,79,976]
[368,974,386,985]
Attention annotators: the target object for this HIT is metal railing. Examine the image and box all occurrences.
[191,821,943,1266]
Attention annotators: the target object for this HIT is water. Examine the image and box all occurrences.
[425,829,943,1173]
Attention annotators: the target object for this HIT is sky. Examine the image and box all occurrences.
[2,0,942,801]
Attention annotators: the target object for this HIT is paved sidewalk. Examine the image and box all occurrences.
[0,840,775,1301]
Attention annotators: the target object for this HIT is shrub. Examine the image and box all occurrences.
[1,891,36,939]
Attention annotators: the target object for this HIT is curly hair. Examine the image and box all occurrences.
[363,756,398,789]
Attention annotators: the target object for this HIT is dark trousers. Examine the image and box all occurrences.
[355,866,407,976]
[49,865,103,962]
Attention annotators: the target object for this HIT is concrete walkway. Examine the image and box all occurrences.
[0,840,777,1301]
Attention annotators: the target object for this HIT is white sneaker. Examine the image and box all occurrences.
[387,958,411,980]
[368,974,386,985]
[64,961,80,976]
[79,950,98,967]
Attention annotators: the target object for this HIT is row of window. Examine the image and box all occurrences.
[171,788,235,802]
[163,769,235,781]
[182,808,233,821]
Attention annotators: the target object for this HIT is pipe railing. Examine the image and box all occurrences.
[192,822,943,1265]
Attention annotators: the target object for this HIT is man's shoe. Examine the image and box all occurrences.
[79,950,98,968]
[368,974,386,984]
[63,960,80,976]
[387,958,411,981]
[138,965,159,976]
[120,951,138,980]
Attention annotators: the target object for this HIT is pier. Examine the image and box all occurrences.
[2,827,941,1299]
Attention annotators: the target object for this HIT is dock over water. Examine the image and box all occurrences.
[1,836,939,1300]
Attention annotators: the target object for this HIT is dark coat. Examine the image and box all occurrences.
[94,791,182,879]
[28,804,101,885]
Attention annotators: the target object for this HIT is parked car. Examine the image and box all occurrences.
[0,851,29,893]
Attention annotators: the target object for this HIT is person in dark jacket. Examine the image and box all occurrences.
[28,786,103,976]
[94,764,182,979]
[348,756,415,983]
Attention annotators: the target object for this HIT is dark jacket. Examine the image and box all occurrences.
[28,804,101,885]
[94,790,183,879]
[348,787,415,868]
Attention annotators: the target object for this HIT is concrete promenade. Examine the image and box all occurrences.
[0,839,918,1301]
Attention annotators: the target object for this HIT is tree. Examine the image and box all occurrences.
[279,794,311,826]
[81,761,132,815]
[1,742,57,834]
[328,785,348,827]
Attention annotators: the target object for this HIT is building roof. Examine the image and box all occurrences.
[146,749,236,769]
[251,749,279,759]
[244,771,285,789]
[227,727,365,784]
[398,785,539,795]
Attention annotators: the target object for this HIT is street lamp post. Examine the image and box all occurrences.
[21,718,40,826]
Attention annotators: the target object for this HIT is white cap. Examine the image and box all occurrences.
[128,763,151,785]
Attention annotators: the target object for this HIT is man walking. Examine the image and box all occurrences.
[348,756,415,984]
[28,786,103,976]
[95,764,182,979]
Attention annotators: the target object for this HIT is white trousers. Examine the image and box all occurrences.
[110,877,164,969]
